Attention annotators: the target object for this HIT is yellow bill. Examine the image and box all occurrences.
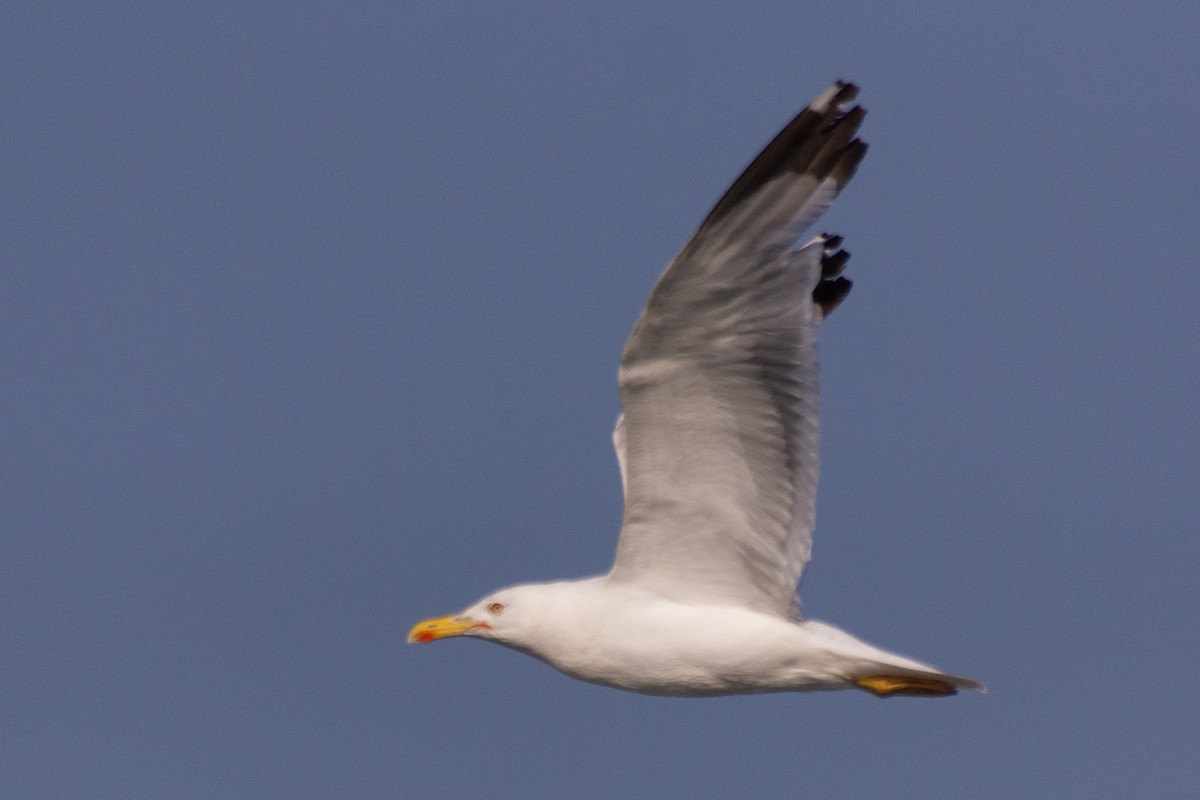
[407,615,489,644]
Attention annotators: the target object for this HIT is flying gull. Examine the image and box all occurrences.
[409,81,983,698]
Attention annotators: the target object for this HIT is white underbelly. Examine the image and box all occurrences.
[534,603,853,696]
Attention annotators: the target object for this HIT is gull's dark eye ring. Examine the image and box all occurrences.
[487,602,505,615]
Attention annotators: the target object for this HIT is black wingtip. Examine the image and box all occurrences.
[813,232,854,317]
[820,233,844,250]
[829,80,860,106]
[696,81,868,232]
[820,248,851,279]
[813,277,853,317]
[829,139,868,188]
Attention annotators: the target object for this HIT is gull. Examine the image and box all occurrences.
[409,81,983,697]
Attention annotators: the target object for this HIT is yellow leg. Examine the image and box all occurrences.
[854,675,957,697]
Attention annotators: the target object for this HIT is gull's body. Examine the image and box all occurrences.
[453,579,974,697]
[410,82,983,698]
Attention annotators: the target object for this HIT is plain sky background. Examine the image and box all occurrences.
[3,2,1198,798]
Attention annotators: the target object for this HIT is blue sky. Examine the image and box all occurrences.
[3,2,1198,798]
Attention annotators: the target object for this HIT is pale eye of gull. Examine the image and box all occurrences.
[487,602,505,615]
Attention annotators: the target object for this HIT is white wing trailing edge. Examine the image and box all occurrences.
[612,412,629,498]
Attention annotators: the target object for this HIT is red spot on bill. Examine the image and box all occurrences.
[414,632,435,644]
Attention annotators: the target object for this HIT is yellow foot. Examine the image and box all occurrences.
[854,675,958,697]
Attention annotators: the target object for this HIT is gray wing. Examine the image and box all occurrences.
[607,81,866,618]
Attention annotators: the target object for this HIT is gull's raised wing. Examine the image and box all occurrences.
[607,82,866,618]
